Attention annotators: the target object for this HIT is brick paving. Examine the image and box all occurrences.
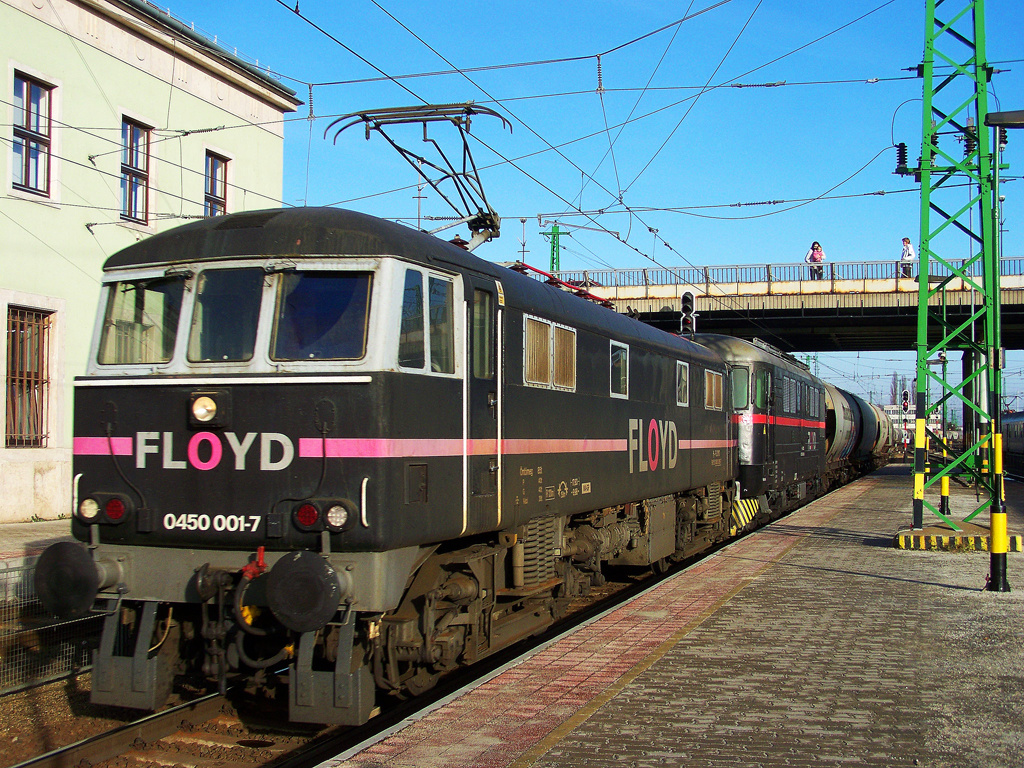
[320,466,1024,768]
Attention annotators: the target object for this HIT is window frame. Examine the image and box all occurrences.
[523,314,576,392]
[121,117,151,223]
[609,341,629,399]
[204,151,228,217]
[676,360,689,407]
[12,72,53,197]
[5,306,53,447]
[731,365,750,410]
[551,324,576,391]
[523,315,551,386]
[397,267,457,375]
[704,369,723,411]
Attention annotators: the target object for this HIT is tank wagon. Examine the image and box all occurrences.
[35,207,890,724]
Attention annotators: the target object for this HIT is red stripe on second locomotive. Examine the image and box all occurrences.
[733,414,825,429]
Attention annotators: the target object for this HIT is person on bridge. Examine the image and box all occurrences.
[805,241,826,280]
[901,237,917,278]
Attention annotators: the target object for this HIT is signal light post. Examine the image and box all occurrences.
[680,291,696,338]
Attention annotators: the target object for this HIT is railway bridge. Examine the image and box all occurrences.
[547,257,1024,353]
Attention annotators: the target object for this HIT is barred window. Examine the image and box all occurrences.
[704,369,723,411]
[6,307,52,447]
[204,152,228,216]
[121,118,150,223]
[12,73,52,196]
[524,316,551,385]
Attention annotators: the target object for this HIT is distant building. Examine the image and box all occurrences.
[1,0,300,521]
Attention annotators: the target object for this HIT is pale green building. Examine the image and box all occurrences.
[1,0,300,522]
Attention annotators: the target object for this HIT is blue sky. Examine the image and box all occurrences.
[162,0,1023,402]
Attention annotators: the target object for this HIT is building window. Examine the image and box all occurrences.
[121,118,150,223]
[204,152,228,216]
[6,307,52,448]
[12,73,52,196]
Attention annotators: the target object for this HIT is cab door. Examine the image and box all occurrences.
[465,276,501,534]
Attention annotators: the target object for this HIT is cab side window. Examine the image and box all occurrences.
[399,268,455,373]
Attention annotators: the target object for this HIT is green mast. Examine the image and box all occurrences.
[540,223,563,273]
[910,0,1009,590]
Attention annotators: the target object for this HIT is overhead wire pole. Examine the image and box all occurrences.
[909,0,1009,590]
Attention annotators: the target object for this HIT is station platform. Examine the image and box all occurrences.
[0,518,73,571]
[323,465,1024,768]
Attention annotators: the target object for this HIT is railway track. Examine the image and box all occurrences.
[11,558,676,768]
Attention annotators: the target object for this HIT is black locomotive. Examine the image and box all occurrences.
[35,208,891,724]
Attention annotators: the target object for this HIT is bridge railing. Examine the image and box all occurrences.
[548,257,1024,290]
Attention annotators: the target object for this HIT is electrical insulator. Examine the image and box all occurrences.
[964,131,976,157]
[680,291,696,337]
[895,142,908,173]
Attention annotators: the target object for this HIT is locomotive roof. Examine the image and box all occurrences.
[104,207,500,272]
[105,207,720,365]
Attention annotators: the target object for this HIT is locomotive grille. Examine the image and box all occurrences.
[522,516,558,585]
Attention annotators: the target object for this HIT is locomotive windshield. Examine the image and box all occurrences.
[188,268,263,362]
[98,275,185,364]
[271,271,372,360]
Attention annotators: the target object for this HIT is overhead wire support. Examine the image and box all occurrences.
[327,103,511,251]
[910,0,1010,591]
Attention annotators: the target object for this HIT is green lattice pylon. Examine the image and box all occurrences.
[912,0,1010,590]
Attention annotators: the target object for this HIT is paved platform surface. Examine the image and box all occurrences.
[0,518,73,571]
[323,466,1024,768]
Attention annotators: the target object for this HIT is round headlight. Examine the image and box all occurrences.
[326,504,349,529]
[79,498,100,520]
[192,396,217,422]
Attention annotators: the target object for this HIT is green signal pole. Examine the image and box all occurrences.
[912,0,1009,590]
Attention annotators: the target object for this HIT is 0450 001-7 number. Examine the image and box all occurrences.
[163,513,261,532]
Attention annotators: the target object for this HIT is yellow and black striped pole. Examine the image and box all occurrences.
[912,393,926,530]
[988,423,1010,591]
